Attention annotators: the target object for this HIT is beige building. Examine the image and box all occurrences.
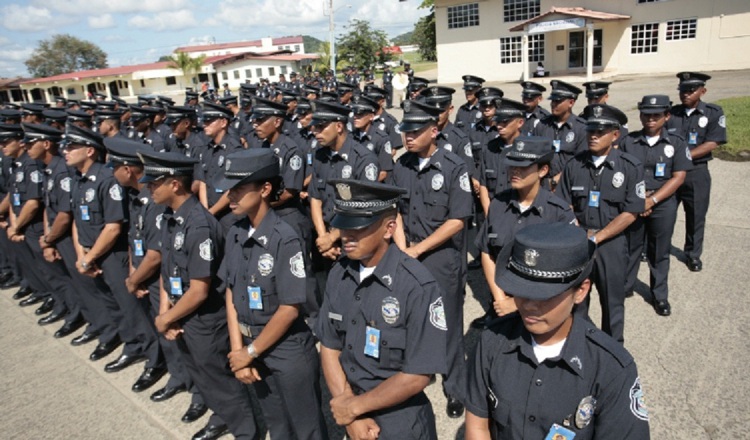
[435,0,750,83]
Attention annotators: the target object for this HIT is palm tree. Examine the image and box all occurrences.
[167,52,206,88]
[313,42,345,73]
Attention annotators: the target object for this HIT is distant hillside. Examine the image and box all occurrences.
[303,35,325,53]
[392,31,414,46]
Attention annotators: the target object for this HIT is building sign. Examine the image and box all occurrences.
[529,18,586,34]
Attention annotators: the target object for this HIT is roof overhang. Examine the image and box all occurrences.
[509,7,630,33]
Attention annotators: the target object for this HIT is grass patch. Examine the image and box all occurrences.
[713,96,750,161]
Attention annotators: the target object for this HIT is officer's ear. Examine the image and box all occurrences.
[572,278,591,305]
[273,116,283,129]
[381,213,397,240]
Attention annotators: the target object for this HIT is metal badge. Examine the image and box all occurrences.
[85,188,96,203]
[698,116,708,128]
[593,106,603,118]
[15,171,23,183]
[443,143,453,152]
[218,155,225,167]
[174,232,185,250]
[366,142,374,151]
[575,396,597,429]
[565,131,575,143]
[60,177,71,192]
[225,159,231,171]
[475,110,481,119]
[524,249,539,267]
[336,183,352,200]
[290,155,302,171]
[403,101,411,112]
[431,173,444,191]
[381,296,400,324]
[258,253,274,276]
[379,122,385,131]
[649,97,657,105]
[612,171,625,188]
[365,163,377,181]
[257,235,268,246]
[516,141,525,151]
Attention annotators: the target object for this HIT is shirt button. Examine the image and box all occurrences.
[529,415,536,422]
[347,344,352,350]
[535,379,542,386]
[351,319,356,325]
[350,367,355,373]
[382,340,387,346]
[355,295,361,301]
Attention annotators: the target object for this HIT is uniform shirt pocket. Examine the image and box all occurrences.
[378,327,407,370]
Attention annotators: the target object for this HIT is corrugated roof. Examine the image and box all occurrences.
[175,36,304,54]
[509,7,630,32]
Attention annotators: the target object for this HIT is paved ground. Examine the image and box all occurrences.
[2,69,749,439]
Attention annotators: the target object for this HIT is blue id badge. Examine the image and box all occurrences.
[169,277,183,297]
[80,205,90,221]
[588,191,600,208]
[545,423,576,440]
[12,193,20,207]
[248,286,263,310]
[655,163,666,177]
[307,153,313,165]
[215,187,224,193]
[688,132,698,145]
[364,326,380,358]
[553,139,561,152]
[133,239,144,257]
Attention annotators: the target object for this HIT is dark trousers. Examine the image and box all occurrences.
[243,328,328,440]
[582,234,627,343]
[367,391,437,439]
[626,196,679,302]
[14,232,49,295]
[178,316,259,439]
[677,164,711,260]
[98,248,162,367]
[385,86,394,108]
[420,247,466,402]
[28,232,77,316]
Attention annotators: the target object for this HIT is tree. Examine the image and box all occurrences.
[313,42,346,73]
[167,52,206,88]
[337,19,390,68]
[413,0,437,61]
[25,34,108,78]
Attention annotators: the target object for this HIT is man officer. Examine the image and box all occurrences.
[519,81,549,135]
[455,75,485,131]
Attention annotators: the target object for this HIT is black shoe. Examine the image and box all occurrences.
[38,309,66,325]
[182,403,209,424]
[654,300,671,316]
[150,384,188,402]
[89,339,122,361]
[192,423,228,440]
[11,285,31,299]
[687,258,702,272]
[470,312,490,330]
[54,319,86,338]
[132,367,168,392]
[0,271,12,284]
[71,331,100,346]
[446,397,464,418]
[104,353,147,373]
[2,278,21,289]
[19,294,44,307]
[34,298,55,315]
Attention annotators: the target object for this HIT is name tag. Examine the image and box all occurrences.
[248,286,263,310]
[169,277,183,297]
[545,424,576,440]
[307,153,313,165]
[688,132,698,145]
[133,239,144,257]
[588,191,600,208]
[80,205,90,221]
[655,163,666,177]
[215,187,224,193]
[364,326,380,359]
[571,186,585,191]
[12,193,20,207]
[553,139,561,153]
[328,312,343,321]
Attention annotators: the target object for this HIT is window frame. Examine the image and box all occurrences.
[447,3,480,30]
[665,18,697,41]
[630,22,660,54]
[503,0,541,23]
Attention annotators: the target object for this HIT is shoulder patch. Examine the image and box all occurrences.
[429,297,447,331]
[60,177,72,192]
[629,377,649,421]
[365,163,378,181]
[460,172,471,192]
[289,251,305,278]
[199,238,214,261]
[289,154,302,171]
[109,184,123,201]
[30,170,42,183]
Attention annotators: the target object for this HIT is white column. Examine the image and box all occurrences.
[522,31,530,81]
[43,88,51,103]
[62,85,69,100]
[586,23,594,81]
[127,80,135,98]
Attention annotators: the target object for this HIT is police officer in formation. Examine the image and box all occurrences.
[519,80,549,135]
[381,65,395,109]
[455,75,485,131]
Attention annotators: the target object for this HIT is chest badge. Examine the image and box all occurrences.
[612,171,625,188]
[174,232,185,250]
[575,395,597,429]
[443,143,453,152]
[431,173,444,191]
[85,188,96,203]
[565,132,575,143]
[663,145,674,158]
[382,296,400,324]
[258,253,274,276]
[218,155,225,167]
[341,165,352,179]
[698,116,708,128]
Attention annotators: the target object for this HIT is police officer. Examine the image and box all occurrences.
[363,85,403,153]
[381,65,394,109]
[317,179,447,439]
[217,149,328,440]
[532,80,588,187]
[66,109,94,130]
[140,150,259,440]
[403,61,415,83]
[582,81,611,106]
[95,109,125,139]
[519,81,549,135]
[468,87,504,166]
[349,94,393,182]
[455,75,485,130]
[42,109,68,131]
[0,124,21,290]
[621,95,693,316]
[389,99,473,418]
[185,90,200,107]
[407,76,429,100]
[165,105,202,158]
[128,105,166,152]
[465,222,651,439]
[558,104,645,343]
[337,82,356,106]
[666,72,727,272]
[478,98,527,215]
[475,136,575,326]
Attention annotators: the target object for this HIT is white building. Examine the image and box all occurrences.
[175,36,306,58]
[434,0,750,83]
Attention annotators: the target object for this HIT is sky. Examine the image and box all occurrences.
[0,0,430,78]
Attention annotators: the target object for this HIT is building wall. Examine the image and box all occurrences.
[435,0,750,83]
[184,38,306,58]
[215,60,300,91]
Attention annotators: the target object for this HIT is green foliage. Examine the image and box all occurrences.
[302,35,325,53]
[714,96,750,160]
[168,52,207,87]
[337,19,391,69]
[25,34,108,78]
[392,31,414,46]
[413,12,436,61]
[312,42,347,73]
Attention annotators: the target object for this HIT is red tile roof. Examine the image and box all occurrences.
[175,36,304,54]
[19,61,173,85]
[509,7,630,32]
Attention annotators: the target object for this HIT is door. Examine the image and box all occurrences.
[568,29,603,68]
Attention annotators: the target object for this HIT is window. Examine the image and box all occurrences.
[499,35,544,64]
[256,68,263,77]
[503,0,540,23]
[294,45,300,52]
[447,3,479,29]
[631,23,659,54]
[140,80,145,87]
[269,67,276,76]
[221,71,228,80]
[280,65,288,74]
[165,76,176,86]
[666,18,697,40]
[233,70,240,79]
[245,69,252,78]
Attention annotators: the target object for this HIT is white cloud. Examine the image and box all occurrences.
[35,0,191,15]
[0,4,54,32]
[352,1,429,36]
[209,0,326,29]
[88,13,115,29]
[128,10,197,31]
[0,47,33,62]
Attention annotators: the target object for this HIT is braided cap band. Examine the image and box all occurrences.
[508,259,587,284]
[144,165,194,176]
[334,197,400,213]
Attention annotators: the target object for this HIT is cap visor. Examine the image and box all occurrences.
[330,213,380,231]
[138,174,163,184]
[638,107,668,115]
[503,157,535,168]
[398,121,428,133]
[214,176,242,192]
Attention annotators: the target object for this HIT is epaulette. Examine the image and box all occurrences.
[704,102,724,113]
[619,150,643,168]
[401,254,440,287]
[585,325,634,368]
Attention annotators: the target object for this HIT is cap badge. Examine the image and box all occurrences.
[593,106,603,118]
[382,296,400,324]
[649,97,657,105]
[336,183,352,200]
[575,396,597,429]
[682,72,690,80]
[516,141,525,151]
[403,100,411,112]
[225,159,231,171]
[524,249,539,267]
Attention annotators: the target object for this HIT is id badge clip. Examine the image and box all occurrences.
[80,205,90,221]
[588,191,600,208]
[248,286,263,310]
[133,239,144,257]
[169,277,183,297]
[655,163,666,177]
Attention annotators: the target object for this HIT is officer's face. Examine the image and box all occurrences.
[25,139,46,161]
[227,181,269,216]
[479,102,496,122]
[522,95,542,111]
[253,116,281,140]
[99,119,115,136]
[171,119,190,139]
[514,279,590,345]
[438,106,452,127]
[298,112,313,128]
[587,94,608,106]
[679,86,705,108]
[403,124,438,156]
[340,215,395,265]
[312,121,342,147]
[147,177,175,205]
[353,112,373,130]
[509,163,547,190]
[587,127,619,156]
[2,138,23,158]
[203,117,228,138]
[496,117,523,140]
[639,111,670,135]
[550,98,575,117]
[112,164,135,187]
[63,143,90,167]
[465,88,478,103]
